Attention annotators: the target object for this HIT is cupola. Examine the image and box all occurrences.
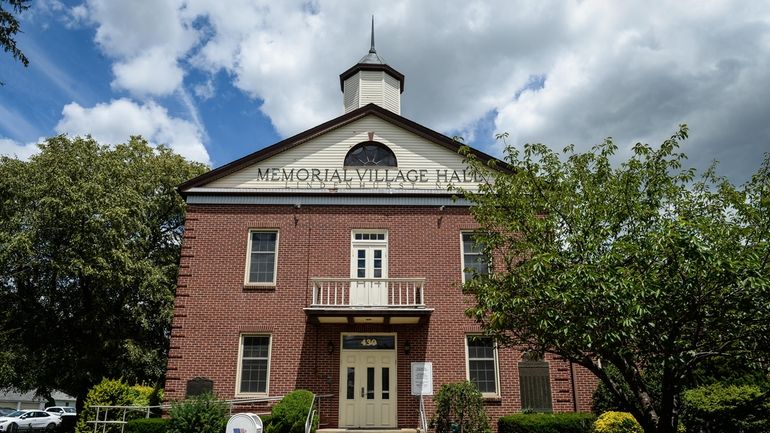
[339,18,405,114]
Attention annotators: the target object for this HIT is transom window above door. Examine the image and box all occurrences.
[354,232,386,241]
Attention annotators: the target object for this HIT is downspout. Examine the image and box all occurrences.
[570,361,579,412]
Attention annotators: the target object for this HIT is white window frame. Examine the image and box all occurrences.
[350,229,389,278]
[460,231,490,283]
[235,334,272,397]
[244,229,279,286]
[465,334,500,397]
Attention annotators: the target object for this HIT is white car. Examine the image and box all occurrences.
[0,410,61,432]
[44,406,76,417]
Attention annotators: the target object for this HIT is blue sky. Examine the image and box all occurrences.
[1,0,769,184]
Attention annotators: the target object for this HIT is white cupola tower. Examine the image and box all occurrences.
[340,18,405,114]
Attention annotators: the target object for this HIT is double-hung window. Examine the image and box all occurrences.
[237,335,271,395]
[466,335,499,396]
[461,232,489,282]
[246,230,278,285]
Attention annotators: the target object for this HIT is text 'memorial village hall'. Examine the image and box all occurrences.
[164,22,597,430]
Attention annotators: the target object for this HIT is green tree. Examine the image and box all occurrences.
[0,135,208,407]
[458,126,770,433]
[0,0,30,84]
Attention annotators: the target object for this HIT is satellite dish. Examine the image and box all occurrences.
[226,413,263,433]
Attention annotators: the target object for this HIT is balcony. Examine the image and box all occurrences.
[304,278,433,325]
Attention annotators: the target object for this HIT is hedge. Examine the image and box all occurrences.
[681,383,770,433]
[126,418,168,433]
[498,413,595,433]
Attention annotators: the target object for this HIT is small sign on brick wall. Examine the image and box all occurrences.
[411,362,433,396]
[186,377,214,397]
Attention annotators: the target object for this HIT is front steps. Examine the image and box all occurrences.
[317,429,419,433]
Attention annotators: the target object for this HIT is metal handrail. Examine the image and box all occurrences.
[419,394,428,433]
[304,393,333,433]
[89,396,286,432]
[304,394,316,433]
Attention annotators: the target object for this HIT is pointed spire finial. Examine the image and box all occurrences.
[369,15,376,54]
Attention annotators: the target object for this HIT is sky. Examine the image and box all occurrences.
[1,0,769,184]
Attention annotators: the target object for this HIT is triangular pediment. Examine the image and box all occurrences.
[180,104,500,194]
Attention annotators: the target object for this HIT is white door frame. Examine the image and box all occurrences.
[350,230,388,306]
[338,333,398,428]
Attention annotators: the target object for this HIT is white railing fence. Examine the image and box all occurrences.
[311,277,425,307]
[89,396,283,433]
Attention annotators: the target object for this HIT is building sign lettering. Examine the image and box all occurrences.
[252,167,490,189]
[342,335,396,350]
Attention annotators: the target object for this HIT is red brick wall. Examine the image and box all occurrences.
[164,204,597,428]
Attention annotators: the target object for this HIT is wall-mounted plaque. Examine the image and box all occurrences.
[411,362,433,396]
[186,377,213,397]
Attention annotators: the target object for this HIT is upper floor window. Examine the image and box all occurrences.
[344,141,397,167]
[245,230,278,285]
[461,232,489,282]
[466,335,499,396]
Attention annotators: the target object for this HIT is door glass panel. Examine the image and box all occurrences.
[366,367,375,399]
[373,250,382,278]
[382,367,390,399]
[346,367,355,399]
[357,250,366,278]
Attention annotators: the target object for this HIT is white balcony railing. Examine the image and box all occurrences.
[310,278,426,308]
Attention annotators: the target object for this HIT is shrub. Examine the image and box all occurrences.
[126,418,168,433]
[166,393,228,433]
[593,412,642,433]
[430,381,491,433]
[147,384,164,417]
[498,413,595,433]
[260,414,272,430]
[265,390,317,433]
[75,379,166,433]
[681,382,770,433]
[75,379,139,433]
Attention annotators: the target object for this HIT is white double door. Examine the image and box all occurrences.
[350,243,388,306]
[339,349,397,428]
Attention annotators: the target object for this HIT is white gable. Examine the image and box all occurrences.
[205,115,488,191]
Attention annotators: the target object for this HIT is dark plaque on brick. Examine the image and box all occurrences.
[186,377,213,397]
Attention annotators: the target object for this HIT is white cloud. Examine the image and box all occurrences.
[55,99,210,164]
[83,0,197,96]
[111,48,185,96]
[0,138,40,160]
[69,0,770,182]
[193,80,215,100]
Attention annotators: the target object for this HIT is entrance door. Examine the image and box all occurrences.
[339,336,397,428]
[350,232,388,306]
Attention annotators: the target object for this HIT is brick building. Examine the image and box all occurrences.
[164,33,597,430]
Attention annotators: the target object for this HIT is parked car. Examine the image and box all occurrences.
[0,410,61,432]
[0,410,13,417]
[44,407,76,417]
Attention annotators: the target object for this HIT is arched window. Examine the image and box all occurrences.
[344,141,397,167]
